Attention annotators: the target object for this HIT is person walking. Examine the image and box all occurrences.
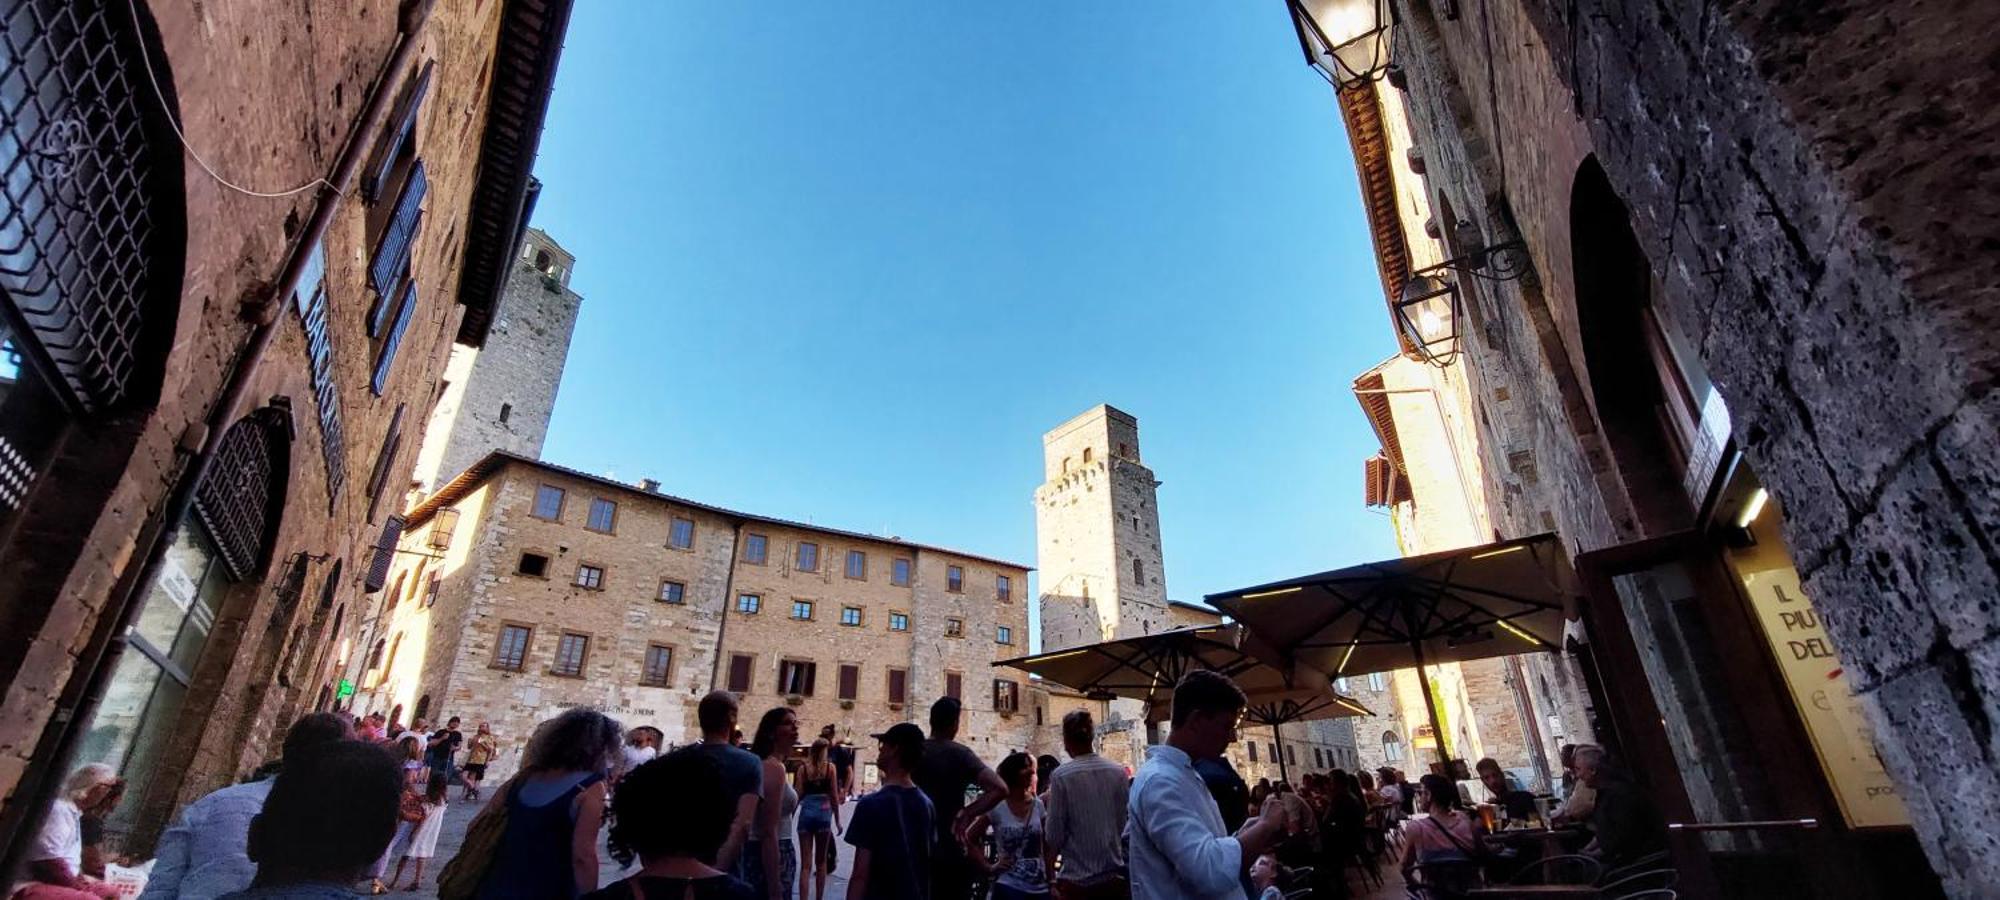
[462,723,497,802]
[794,739,841,900]
[587,752,756,900]
[818,726,853,876]
[1043,709,1127,900]
[475,707,623,899]
[843,723,934,900]
[622,726,663,778]
[968,752,1052,900]
[389,771,450,890]
[745,708,800,900]
[427,717,466,782]
[367,735,431,894]
[1128,670,1289,900]
[687,692,765,877]
[142,713,353,900]
[913,698,1007,900]
[215,740,404,900]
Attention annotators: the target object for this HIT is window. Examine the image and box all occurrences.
[997,575,1012,603]
[387,571,408,608]
[1335,676,1351,693]
[423,571,441,606]
[838,664,860,701]
[1286,745,1296,765]
[1383,731,1404,762]
[744,533,768,564]
[586,498,617,533]
[886,668,908,706]
[1132,558,1144,585]
[727,654,754,693]
[945,672,962,699]
[889,612,909,632]
[945,618,964,638]
[642,645,673,686]
[779,660,817,696]
[494,624,531,671]
[499,402,512,423]
[364,404,406,522]
[846,550,867,580]
[533,484,565,520]
[552,632,589,677]
[946,566,964,593]
[669,517,695,550]
[518,552,549,577]
[658,581,685,604]
[737,594,762,614]
[369,257,421,395]
[1083,447,1093,464]
[575,564,604,590]
[1248,742,1259,762]
[996,625,1013,645]
[791,599,814,621]
[1368,672,1386,691]
[994,680,1020,714]
[796,541,819,572]
[1315,748,1325,768]
[892,558,911,587]
[841,606,863,626]
[1268,742,1277,761]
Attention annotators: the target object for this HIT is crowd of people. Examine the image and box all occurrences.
[14,671,1665,900]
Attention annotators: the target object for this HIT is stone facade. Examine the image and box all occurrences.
[1291,0,1995,889]
[0,0,567,856]
[353,453,1036,782]
[410,227,582,490]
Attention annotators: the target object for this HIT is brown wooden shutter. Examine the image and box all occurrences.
[364,515,406,592]
[888,669,907,705]
[838,664,859,700]
[946,672,962,699]
[728,654,753,693]
[804,662,817,697]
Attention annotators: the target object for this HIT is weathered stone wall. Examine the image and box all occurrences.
[411,227,581,490]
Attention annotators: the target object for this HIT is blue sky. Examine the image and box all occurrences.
[529,2,1401,642]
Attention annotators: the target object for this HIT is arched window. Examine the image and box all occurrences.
[368,639,387,671]
[413,694,431,724]
[1083,448,1093,464]
[1382,730,1404,762]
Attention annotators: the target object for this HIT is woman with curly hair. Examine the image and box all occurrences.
[585,751,755,899]
[476,707,624,899]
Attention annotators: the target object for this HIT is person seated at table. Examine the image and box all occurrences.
[1249,852,1294,900]
[1475,758,1538,823]
[1550,744,1597,826]
[1573,747,1667,869]
[1400,774,1485,894]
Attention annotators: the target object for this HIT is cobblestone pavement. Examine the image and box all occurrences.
[378,793,856,897]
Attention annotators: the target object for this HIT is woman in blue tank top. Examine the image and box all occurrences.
[477,708,625,899]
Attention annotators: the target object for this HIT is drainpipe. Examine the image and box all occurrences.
[0,0,436,867]
[708,520,745,692]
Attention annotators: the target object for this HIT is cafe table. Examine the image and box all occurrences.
[1466,885,1602,899]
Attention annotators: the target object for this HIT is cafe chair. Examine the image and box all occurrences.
[1610,892,1676,900]
[1598,867,1678,898]
[1505,853,1602,885]
[1597,850,1670,884]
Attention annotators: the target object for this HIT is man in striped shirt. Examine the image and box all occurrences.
[1045,709,1130,899]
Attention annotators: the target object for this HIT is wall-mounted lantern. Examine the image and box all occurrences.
[1287,0,1393,87]
[1393,241,1532,367]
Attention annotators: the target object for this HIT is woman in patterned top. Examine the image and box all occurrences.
[968,752,1051,900]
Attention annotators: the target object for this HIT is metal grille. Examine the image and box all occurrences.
[193,408,290,582]
[0,0,175,413]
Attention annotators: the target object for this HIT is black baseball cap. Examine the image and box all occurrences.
[871,722,925,750]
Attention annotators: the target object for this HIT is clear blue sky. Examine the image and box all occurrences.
[529,2,1402,644]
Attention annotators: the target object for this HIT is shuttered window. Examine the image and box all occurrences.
[642,645,673,687]
[364,404,406,522]
[838,664,859,701]
[779,660,817,696]
[887,668,908,706]
[552,632,589,677]
[994,680,1020,714]
[945,672,962,699]
[364,515,406,592]
[371,281,418,395]
[494,624,530,672]
[363,63,432,202]
[370,162,429,327]
[727,654,754,693]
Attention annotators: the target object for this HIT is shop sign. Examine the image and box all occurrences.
[1740,563,1910,828]
[292,244,346,506]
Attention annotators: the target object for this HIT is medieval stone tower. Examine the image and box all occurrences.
[1036,405,1172,759]
[411,227,582,490]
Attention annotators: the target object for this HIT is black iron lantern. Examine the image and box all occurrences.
[1393,240,1532,367]
[1287,0,1393,87]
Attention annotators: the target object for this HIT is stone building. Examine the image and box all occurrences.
[409,226,582,491]
[0,0,571,859]
[353,451,1037,783]
[1282,0,1991,891]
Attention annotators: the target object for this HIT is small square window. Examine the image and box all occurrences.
[997,574,1012,603]
[532,484,565,520]
[575,564,604,590]
[889,612,909,632]
[552,632,589,677]
[846,550,867,580]
[494,624,531,672]
[658,581,686,604]
[892,559,911,587]
[586,497,617,532]
[841,606,863,626]
[797,542,819,572]
[669,517,695,550]
[947,565,964,593]
[744,534,768,565]
[791,599,814,621]
[737,594,762,614]
[993,679,1020,714]
[1367,672,1386,691]
[945,618,964,638]
[642,645,673,687]
[518,553,549,578]
[996,625,1013,645]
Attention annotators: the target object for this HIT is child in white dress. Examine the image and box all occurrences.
[391,771,450,890]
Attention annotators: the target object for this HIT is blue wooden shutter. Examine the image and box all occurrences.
[369,162,428,332]
[363,63,432,202]
[371,282,418,395]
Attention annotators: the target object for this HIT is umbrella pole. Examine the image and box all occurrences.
[1411,635,1452,768]
[1275,727,1289,784]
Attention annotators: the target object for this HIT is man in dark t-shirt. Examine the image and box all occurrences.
[426,716,464,775]
[912,698,1006,900]
[682,691,765,876]
[847,722,935,900]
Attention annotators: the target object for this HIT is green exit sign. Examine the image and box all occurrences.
[336,679,355,699]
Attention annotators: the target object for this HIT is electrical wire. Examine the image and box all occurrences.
[125,0,339,199]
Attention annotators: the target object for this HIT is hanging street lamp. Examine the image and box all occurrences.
[1286,0,1394,87]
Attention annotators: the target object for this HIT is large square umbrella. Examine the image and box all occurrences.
[994,623,1371,781]
[1207,533,1574,765]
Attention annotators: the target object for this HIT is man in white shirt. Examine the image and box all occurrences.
[1127,670,1288,900]
[1046,709,1130,898]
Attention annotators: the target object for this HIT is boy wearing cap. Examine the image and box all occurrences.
[844,723,935,900]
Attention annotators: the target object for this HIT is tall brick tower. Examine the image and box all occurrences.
[1035,405,1171,761]
[411,227,582,490]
